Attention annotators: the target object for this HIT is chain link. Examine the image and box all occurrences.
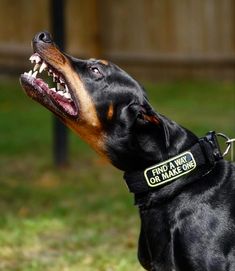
[216,133,235,161]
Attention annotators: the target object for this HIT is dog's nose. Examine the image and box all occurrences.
[33,31,53,43]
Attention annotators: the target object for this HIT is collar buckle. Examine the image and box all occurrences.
[217,132,235,160]
[124,131,230,201]
[201,131,223,161]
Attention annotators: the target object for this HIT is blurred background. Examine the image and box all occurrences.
[0,1,234,270]
[1,0,235,80]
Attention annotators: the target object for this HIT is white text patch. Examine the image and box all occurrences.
[144,152,197,187]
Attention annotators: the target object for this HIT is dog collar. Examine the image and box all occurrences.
[124,131,224,197]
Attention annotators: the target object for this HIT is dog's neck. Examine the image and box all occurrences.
[108,115,199,172]
[122,116,221,207]
[150,115,199,161]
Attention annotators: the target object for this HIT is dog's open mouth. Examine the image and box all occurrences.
[20,53,78,117]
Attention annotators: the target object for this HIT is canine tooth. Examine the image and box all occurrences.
[64,92,71,99]
[59,77,65,84]
[57,91,65,97]
[29,54,41,63]
[29,56,36,63]
[65,85,69,93]
[28,70,33,76]
[50,87,56,92]
[35,55,41,63]
[33,63,40,71]
[39,62,47,73]
[29,55,35,63]
[48,70,53,76]
[32,71,38,78]
[57,82,65,91]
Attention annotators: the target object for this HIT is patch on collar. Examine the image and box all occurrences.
[144,152,197,187]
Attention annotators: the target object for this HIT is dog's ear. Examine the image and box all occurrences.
[138,103,160,125]
[136,100,170,148]
[120,101,170,148]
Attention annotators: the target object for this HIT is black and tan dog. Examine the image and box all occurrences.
[20,32,235,271]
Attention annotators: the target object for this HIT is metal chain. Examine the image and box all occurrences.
[216,133,235,161]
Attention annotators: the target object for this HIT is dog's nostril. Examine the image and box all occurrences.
[34,31,53,43]
[38,32,46,40]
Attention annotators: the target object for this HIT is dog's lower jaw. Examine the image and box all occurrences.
[60,117,109,161]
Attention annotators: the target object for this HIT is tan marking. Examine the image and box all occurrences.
[35,44,111,161]
[107,103,114,120]
[143,114,160,125]
[41,46,100,128]
[60,64,109,159]
[63,117,110,162]
[65,66,101,127]
[38,44,66,65]
[99,59,109,65]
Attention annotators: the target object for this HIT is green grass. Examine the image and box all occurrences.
[147,81,235,135]
[0,78,234,270]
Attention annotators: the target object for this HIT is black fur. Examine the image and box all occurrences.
[21,33,235,271]
[71,58,235,271]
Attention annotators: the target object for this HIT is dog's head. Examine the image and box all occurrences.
[20,32,169,170]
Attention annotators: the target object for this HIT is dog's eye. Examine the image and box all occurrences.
[91,67,99,74]
[90,66,101,75]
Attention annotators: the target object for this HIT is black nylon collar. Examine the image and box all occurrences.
[124,131,223,199]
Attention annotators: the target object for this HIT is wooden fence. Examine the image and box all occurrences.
[0,0,234,80]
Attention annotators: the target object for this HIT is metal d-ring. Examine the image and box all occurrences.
[216,133,234,158]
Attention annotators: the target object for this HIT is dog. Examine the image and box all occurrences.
[20,32,235,271]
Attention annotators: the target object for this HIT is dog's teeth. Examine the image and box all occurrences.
[29,54,41,64]
[33,63,40,71]
[57,82,61,90]
[39,62,47,73]
[57,82,65,91]
[48,70,53,76]
[35,55,41,63]
[57,91,64,96]
[50,87,56,92]
[53,74,58,82]
[59,77,65,84]
[65,85,69,93]
[28,70,33,76]
[29,55,35,63]
[32,71,38,78]
[29,57,34,63]
[64,92,71,99]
